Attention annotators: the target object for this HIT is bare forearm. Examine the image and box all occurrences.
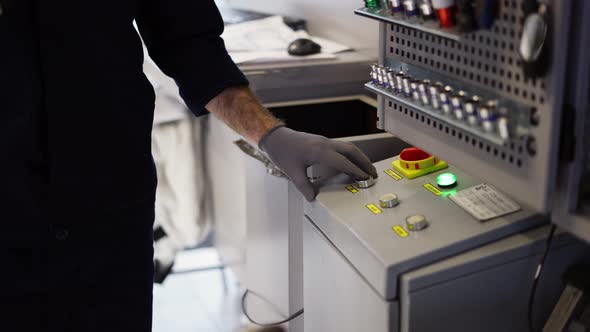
[206,86,282,144]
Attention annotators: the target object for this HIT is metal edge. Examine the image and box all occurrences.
[543,0,576,213]
[354,8,462,42]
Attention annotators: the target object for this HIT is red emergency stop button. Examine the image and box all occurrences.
[398,147,438,170]
[392,147,449,179]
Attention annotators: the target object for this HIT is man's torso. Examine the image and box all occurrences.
[1,0,157,245]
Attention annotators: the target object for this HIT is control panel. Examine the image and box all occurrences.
[305,150,544,300]
[354,0,572,214]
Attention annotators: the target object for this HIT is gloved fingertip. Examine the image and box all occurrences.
[304,189,318,202]
[354,171,371,181]
[308,187,320,202]
[297,182,317,202]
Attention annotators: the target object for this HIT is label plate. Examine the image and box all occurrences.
[393,226,409,238]
[384,169,402,181]
[423,183,442,196]
[346,185,359,194]
[450,184,521,221]
[366,204,383,215]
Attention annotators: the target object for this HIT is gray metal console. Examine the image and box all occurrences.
[303,157,590,332]
[305,157,543,300]
[303,213,589,332]
[301,0,590,331]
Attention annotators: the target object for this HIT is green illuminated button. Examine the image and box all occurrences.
[436,173,457,188]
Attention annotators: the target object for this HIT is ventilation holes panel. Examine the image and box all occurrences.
[386,0,546,109]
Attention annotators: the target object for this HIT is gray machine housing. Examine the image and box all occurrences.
[305,158,543,300]
[300,1,590,331]
[304,216,589,332]
[303,157,590,332]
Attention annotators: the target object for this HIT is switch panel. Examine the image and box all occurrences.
[356,0,573,214]
[304,155,543,300]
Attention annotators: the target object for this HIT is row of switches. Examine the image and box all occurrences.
[356,177,429,231]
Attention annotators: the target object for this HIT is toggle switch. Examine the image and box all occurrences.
[403,0,420,23]
[432,0,456,28]
[418,0,437,22]
[389,0,404,15]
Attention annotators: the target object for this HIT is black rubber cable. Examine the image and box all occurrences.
[241,289,304,327]
[528,224,557,332]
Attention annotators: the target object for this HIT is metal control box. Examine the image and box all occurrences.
[305,156,543,300]
[303,216,590,332]
[358,0,575,214]
[303,157,590,332]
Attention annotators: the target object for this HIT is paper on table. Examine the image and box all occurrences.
[222,16,307,52]
[222,15,352,54]
[230,50,337,64]
[309,36,351,54]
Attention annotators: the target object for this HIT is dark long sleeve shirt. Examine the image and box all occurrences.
[0,0,248,246]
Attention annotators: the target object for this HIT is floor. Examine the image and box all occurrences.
[153,248,245,332]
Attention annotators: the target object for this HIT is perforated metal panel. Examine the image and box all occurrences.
[370,0,573,212]
[386,6,546,106]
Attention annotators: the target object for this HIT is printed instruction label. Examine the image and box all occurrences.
[384,169,402,181]
[423,183,442,196]
[392,226,409,238]
[449,184,521,221]
[346,185,359,194]
[366,204,383,215]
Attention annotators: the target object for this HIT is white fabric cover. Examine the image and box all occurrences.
[144,50,211,269]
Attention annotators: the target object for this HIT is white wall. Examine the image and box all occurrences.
[222,0,379,53]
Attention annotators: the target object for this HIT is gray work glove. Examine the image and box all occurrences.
[259,125,378,201]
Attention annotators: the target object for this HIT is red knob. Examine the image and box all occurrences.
[399,147,432,161]
[432,0,456,28]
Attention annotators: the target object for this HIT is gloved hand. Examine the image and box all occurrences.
[259,125,378,201]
